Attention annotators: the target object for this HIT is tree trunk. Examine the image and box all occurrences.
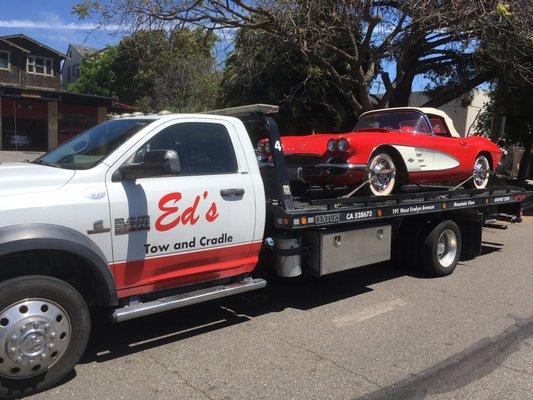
[388,73,415,107]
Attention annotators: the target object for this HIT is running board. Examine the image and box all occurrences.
[112,278,267,322]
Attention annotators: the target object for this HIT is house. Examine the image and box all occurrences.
[0,34,130,152]
[61,44,100,89]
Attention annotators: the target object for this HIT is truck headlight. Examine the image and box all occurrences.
[327,139,337,152]
[338,138,348,151]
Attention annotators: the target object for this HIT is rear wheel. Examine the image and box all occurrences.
[368,153,397,196]
[0,276,90,399]
[419,220,462,276]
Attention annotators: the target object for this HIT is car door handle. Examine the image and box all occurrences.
[220,188,245,198]
[459,141,467,146]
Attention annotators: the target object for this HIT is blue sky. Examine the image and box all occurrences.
[0,0,430,91]
[0,0,123,53]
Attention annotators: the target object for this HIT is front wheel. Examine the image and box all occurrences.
[367,153,397,196]
[0,276,90,399]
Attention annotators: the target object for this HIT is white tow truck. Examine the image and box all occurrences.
[0,104,529,398]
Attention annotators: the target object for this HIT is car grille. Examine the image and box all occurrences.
[285,155,322,176]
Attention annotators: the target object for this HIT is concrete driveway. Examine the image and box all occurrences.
[32,218,533,400]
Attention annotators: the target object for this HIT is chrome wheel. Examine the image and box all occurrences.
[473,155,490,189]
[368,153,396,196]
[436,229,458,268]
[0,298,71,379]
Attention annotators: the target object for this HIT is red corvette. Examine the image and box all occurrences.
[258,107,503,196]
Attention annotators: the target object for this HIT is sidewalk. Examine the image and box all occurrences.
[0,151,43,163]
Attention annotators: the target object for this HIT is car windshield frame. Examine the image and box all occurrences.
[353,109,434,135]
[33,118,154,170]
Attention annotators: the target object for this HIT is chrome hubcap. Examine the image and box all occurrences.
[369,158,394,192]
[437,229,458,268]
[473,157,490,188]
[0,299,71,379]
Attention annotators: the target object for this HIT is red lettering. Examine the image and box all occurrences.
[181,195,200,225]
[155,191,220,231]
[155,192,182,231]
[205,202,219,222]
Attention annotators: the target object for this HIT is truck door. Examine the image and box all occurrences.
[106,119,258,298]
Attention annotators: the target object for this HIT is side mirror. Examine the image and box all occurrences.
[117,149,180,181]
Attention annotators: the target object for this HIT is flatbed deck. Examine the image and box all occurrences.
[270,187,530,229]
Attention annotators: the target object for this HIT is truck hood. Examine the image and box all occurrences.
[0,163,75,197]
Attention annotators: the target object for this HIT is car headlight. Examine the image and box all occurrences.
[327,139,337,152]
[338,138,348,151]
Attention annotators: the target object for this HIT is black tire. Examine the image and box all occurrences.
[419,220,462,276]
[392,219,425,270]
[0,276,90,399]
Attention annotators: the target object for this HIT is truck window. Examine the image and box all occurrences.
[134,122,238,175]
[34,119,152,170]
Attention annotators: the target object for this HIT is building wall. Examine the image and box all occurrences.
[0,41,61,90]
[408,90,490,136]
[0,43,23,86]
[61,47,84,89]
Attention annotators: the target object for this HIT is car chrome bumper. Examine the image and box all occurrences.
[315,163,367,170]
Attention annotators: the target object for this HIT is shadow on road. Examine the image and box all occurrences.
[81,261,411,365]
[80,237,509,366]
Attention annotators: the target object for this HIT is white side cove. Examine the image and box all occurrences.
[391,145,460,172]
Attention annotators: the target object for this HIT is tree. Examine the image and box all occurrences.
[68,47,117,98]
[70,28,221,112]
[219,29,355,132]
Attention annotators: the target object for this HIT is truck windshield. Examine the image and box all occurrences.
[354,110,431,134]
[34,119,153,170]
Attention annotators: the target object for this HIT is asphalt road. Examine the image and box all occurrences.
[33,217,533,400]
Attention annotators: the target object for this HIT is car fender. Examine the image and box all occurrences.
[0,223,118,306]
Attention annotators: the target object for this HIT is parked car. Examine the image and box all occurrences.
[258,107,504,196]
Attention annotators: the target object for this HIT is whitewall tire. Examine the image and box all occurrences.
[472,155,490,189]
[368,153,397,196]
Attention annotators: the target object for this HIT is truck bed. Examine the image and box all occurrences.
[269,186,530,229]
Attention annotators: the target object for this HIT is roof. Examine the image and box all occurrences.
[0,37,30,53]
[0,34,66,58]
[360,107,460,137]
[69,44,101,57]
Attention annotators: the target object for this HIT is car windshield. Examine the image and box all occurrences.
[34,119,153,170]
[354,110,431,134]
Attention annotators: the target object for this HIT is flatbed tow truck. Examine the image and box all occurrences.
[0,104,529,398]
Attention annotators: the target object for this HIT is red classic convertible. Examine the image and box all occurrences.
[258,107,503,196]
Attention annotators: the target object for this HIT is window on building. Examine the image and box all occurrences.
[72,64,78,78]
[58,103,98,144]
[1,98,48,151]
[27,56,53,76]
[67,66,71,82]
[133,122,238,176]
[0,50,9,70]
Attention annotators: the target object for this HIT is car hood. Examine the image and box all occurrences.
[281,130,390,155]
[0,163,75,197]
[281,133,339,155]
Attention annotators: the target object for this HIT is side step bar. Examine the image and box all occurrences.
[112,278,267,322]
